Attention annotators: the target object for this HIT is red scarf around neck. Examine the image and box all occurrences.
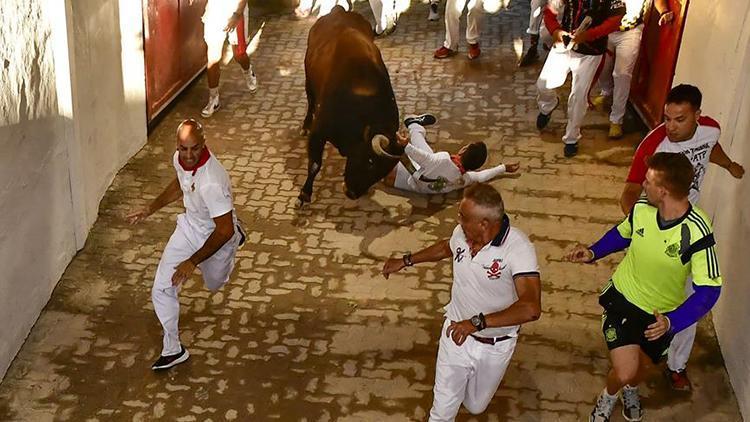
[451,155,466,174]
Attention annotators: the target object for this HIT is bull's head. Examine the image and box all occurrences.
[343,132,403,199]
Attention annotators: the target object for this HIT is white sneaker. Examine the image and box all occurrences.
[589,390,617,422]
[245,67,258,93]
[201,96,220,118]
[428,2,439,21]
[621,385,643,421]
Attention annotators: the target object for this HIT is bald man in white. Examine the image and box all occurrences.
[127,119,244,370]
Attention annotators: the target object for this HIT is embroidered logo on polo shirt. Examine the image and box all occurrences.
[454,247,466,263]
[484,259,505,280]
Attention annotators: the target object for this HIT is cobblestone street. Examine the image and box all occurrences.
[0,1,742,421]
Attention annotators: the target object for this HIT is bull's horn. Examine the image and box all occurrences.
[371,135,400,159]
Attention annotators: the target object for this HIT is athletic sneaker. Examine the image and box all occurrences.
[201,96,220,118]
[404,114,437,128]
[151,346,189,370]
[608,122,623,139]
[467,43,481,60]
[536,97,558,130]
[621,385,643,421]
[428,2,439,21]
[589,390,617,422]
[434,46,456,59]
[665,368,692,391]
[245,67,258,93]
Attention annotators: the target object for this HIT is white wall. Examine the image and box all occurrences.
[0,0,147,380]
[674,0,750,418]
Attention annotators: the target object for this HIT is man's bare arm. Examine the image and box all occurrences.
[171,211,235,286]
[382,239,452,279]
[126,177,183,224]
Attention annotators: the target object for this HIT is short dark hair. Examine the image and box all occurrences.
[666,84,702,110]
[460,142,487,171]
[646,152,694,199]
[463,183,504,221]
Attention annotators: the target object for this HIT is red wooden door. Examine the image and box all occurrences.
[630,0,690,129]
[143,0,208,122]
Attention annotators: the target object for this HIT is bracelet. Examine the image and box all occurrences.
[402,253,413,267]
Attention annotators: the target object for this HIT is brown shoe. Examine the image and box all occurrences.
[468,43,481,60]
[434,46,456,59]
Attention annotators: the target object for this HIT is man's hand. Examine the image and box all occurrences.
[172,260,197,286]
[505,162,520,173]
[446,319,477,346]
[572,29,590,44]
[396,129,410,147]
[645,310,671,341]
[565,244,594,263]
[224,12,242,32]
[126,206,152,225]
[382,257,406,279]
[728,162,745,179]
[658,11,674,26]
[552,29,570,45]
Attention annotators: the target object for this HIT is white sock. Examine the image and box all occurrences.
[209,87,219,99]
[602,388,618,400]
[623,384,638,391]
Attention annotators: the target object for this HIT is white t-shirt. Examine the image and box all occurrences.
[445,218,540,338]
[173,151,235,238]
[654,119,720,204]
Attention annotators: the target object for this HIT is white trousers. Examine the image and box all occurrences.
[152,214,240,356]
[443,0,484,49]
[369,0,396,33]
[597,25,643,124]
[537,47,602,144]
[668,278,697,371]
[526,0,546,35]
[429,319,517,421]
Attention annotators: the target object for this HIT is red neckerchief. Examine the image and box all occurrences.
[451,155,466,174]
[178,146,211,175]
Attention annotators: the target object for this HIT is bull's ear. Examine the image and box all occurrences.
[371,135,400,159]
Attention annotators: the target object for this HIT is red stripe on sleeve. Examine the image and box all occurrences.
[587,15,624,40]
[626,123,667,184]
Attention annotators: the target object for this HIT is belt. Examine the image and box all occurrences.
[470,334,514,345]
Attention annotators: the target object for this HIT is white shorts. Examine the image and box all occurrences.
[203,5,249,49]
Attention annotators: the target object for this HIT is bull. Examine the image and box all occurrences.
[297,5,403,207]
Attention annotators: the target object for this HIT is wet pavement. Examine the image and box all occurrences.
[0,1,742,421]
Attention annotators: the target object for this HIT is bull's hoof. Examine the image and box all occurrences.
[296,192,311,209]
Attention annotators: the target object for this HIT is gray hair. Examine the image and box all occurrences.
[463,183,505,222]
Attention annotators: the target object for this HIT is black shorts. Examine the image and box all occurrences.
[598,283,674,364]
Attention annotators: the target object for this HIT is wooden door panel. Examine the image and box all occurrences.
[630,0,690,128]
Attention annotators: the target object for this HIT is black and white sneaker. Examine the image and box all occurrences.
[151,346,189,371]
[404,114,437,128]
[621,385,643,421]
[536,98,558,129]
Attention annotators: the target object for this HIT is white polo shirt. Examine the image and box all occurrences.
[445,216,540,338]
[173,150,235,238]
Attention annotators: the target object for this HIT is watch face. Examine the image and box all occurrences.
[471,316,481,326]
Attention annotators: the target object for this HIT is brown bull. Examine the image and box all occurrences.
[297,5,403,207]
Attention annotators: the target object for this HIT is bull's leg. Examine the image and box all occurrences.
[301,80,315,137]
[297,134,325,208]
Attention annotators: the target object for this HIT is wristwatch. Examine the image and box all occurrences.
[470,313,486,331]
[402,252,413,267]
